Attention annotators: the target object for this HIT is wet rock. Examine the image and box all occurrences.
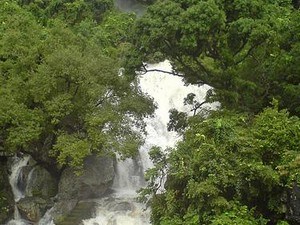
[58,155,115,200]
[25,165,58,198]
[47,199,78,223]
[54,201,96,225]
[46,155,114,224]
[17,196,51,222]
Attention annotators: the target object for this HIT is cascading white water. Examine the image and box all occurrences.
[83,61,212,224]
[7,156,30,225]
[115,0,146,16]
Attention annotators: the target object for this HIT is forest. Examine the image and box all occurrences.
[0,0,300,224]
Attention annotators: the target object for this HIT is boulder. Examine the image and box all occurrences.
[13,162,58,223]
[45,155,114,224]
[286,183,300,224]
[58,155,115,200]
[17,196,51,222]
[54,201,96,225]
[25,165,58,198]
[43,199,78,224]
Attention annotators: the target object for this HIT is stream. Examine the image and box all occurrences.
[82,61,211,224]
[6,61,210,225]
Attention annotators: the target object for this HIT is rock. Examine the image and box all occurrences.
[17,196,51,222]
[286,183,300,224]
[0,156,15,224]
[58,155,115,200]
[54,201,96,225]
[13,163,58,223]
[46,199,78,224]
[25,165,58,199]
[109,201,133,212]
[47,155,114,224]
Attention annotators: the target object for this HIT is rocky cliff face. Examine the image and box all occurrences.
[58,155,115,200]
[52,155,115,223]
[3,154,115,223]
[17,162,58,222]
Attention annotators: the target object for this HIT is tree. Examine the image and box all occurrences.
[16,0,114,25]
[141,104,300,224]
[130,0,300,115]
[0,1,155,173]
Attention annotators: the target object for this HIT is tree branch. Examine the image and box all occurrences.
[140,67,184,77]
[234,41,264,65]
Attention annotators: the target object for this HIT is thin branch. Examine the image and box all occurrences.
[191,100,208,116]
[234,41,264,65]
[95,89,113,107]
[140,68,184,77]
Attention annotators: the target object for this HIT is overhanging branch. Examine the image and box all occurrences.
[139,63,184,77]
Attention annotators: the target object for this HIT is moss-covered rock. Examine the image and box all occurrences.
[17,196,52,222]
[55,201,96,225]
[25,165,58,199]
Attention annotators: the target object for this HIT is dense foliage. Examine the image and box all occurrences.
[132,0,300,224]
[130,0,300,115]
[0,0,299,224]
[0,0,154,172]
[141,103,300,224]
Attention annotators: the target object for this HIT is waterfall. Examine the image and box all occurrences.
[83,61,212,224]
[114,0,147,16]
[7,156,30,225]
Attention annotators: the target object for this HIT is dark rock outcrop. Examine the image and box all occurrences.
[17,196,51,222]
[4,154,114,223]
[9,156,58,223]
[58,155,115,200]
[49,155,115,223]
[0,156,15,224]
[25,165,58,198]
[286,183,300,224]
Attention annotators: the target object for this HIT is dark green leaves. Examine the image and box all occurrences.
[144,106,300,224]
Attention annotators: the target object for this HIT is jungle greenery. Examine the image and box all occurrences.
[130,0,300,115]
[0,0,299,224]
[141,103,300,225]
[0,0,155,174]
[130,0,300,224]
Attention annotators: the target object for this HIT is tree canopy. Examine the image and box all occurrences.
[141,103,300,224]
[130,0,300,115]
[132,1,300,224]
[0,0,300,224]
[0,0,154,172]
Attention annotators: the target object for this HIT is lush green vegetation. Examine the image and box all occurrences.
[131,0,300,224]
[130,0,300,115]
[141,103,300,224]
[0,0,299,224]
[0,0,154,172]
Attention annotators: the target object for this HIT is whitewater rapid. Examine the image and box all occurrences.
[83,61,212,224]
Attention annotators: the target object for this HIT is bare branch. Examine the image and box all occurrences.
[191,100,208,116]
[140,68,184,77]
